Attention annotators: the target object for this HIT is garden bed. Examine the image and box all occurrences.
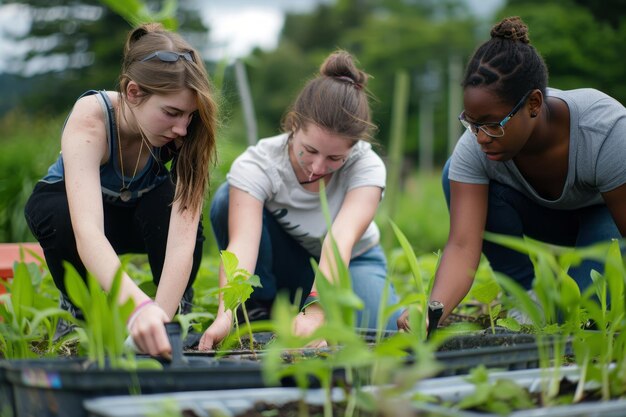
[185,330,557,377]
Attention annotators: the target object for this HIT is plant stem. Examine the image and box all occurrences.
[488,304,495,334]
[240,302,256,357]
[573,351,588,403]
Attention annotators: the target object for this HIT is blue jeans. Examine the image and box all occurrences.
[210,182,400,330]
[442,159,621,292]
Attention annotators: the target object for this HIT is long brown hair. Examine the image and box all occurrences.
[282,50,376,143]
[118,22,217,213]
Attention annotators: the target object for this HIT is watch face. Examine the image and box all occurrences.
[428,300,444,310]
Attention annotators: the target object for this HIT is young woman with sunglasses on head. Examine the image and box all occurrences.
[398,16,626,330]
[199,51,400,350]
[24,23,217,357]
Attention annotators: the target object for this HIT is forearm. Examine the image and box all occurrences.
[429,242,481,321]
[214,264,231,316]
[315,186,379,289]
[155,205,201,318]
[75,226,148,305]
[315,235,353,289]
[154,251,194,318]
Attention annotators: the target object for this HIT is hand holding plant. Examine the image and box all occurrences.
[200,250,261,351]
[198,309,232,350]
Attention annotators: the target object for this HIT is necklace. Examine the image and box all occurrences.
[117,116,144,203]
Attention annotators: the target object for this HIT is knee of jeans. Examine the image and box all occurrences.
[356,303,400,331]
[577,205,621,245]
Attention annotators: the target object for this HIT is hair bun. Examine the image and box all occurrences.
[320,50,368,87]
[490,16,530,44]
[128,22,166,47]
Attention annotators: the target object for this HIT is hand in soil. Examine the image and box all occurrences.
[198,311,232,350]
[293,304,327,348]
[128,303,172,357]
[396,308,430,332]
[397,308,410,331]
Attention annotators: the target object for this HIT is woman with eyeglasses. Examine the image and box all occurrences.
[198,50,400,350]
[24,23,217,357]
[398,16,626,330]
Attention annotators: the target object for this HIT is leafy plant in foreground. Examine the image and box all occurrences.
[262,183,447,417]
[485,232,621,405]
[63,262,158,369]
[0,256,67,359]
[456,365,534,415]
[573,239,626,402]
[388,220,430,341]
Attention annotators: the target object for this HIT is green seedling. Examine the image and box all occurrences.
[575,240,626,401]
[262,183,451,417]
[484,232,625,406]
[469,273,502,334]
[63,262,157,369]
[261,182,373,417]
[388,220,430,340]
[455,365,534,415]
[486,234,571,404]
[218,250,261,352]
[0,257,68,359]
[174,311,215,343]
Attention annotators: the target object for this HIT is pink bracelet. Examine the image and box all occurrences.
[127,299,155,326]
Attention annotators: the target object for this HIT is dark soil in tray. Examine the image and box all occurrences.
[436,332,536,351]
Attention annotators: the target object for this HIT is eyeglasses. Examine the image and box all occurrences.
[458,90,532,138]
[140,50,194,63]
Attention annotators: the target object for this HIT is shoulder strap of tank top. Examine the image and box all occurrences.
[62,90,118,155]
[94,91,117,154]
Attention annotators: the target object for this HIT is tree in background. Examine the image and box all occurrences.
[2,0,209,116]
[246,0,478,165]
[498,1,626,105]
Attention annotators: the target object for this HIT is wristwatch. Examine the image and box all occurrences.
[427,300,444,339]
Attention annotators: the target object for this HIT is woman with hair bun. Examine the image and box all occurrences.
[398,16,626,330]
[200,50,400,349]
[24,23,218,357]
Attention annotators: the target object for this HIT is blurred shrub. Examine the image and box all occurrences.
[0,111,64,242]
[378,169,449,256]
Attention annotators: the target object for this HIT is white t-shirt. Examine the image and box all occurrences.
[227,133,385,258]
[449,88,626,210]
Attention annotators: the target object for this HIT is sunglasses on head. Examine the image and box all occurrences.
[140,50,194,63]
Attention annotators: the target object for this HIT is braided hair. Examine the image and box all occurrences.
[462,16,548,104]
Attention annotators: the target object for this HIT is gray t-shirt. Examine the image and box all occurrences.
[449,88,626,210]
[227,133,385,257]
